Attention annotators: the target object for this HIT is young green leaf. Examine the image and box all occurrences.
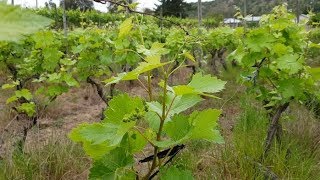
[0,3,52,41]
[166,94,203,117]
[157,109,224,148]
[69,122,135,158]
[17,102,36,117]
[172,73,226,98]
[188,109,224,143]
[188,73,226,93]
[118,17,133,39]
[89,147,134,180]
[160,166,194,180]
[15,89,33,101]
[103,94,145,124]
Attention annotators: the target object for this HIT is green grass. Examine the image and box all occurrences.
[0,138,90,180]
[172,94,320,179]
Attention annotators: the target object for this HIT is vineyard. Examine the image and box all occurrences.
[0,1,320,180]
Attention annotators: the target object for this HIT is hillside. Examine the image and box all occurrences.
[186,0,319,18]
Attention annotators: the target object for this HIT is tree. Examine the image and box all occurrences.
[45,0,57,9]
[59,0,94,11]
[143,8,154,14]
[107,0,135,13]
[155,0,191,18]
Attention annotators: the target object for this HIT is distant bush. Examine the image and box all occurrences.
[35,8,221,29]
[35,8,125,29]
[159,16,221,28]
[311,13,320,26]
[308,28,320,65]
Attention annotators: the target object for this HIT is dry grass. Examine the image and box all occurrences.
[172,93,320,179]
[0,137,90,180]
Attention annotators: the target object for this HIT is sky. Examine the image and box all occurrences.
[10,0,214,11]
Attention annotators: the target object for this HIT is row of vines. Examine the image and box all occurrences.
[1,2,320,179]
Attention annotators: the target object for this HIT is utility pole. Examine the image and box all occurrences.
[36,0,38,8]
[198,0,202,27]
[62,0,68,40]
[243,0,247,28]
[296,0,300,23]
[126,0,130,13]
[11,0,14,5]
[160,6,164,42]
[62,0,68,53]
[197,0,203,68]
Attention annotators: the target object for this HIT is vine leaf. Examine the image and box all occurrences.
[69,122,135,159]
[103,94,145,124]
[278,78,304,99]
[308,67,320,81]
[166,93,203,117]
[188,73,226,93]
[89,147,134,180]
[144,111,161,131]
[118,17,133,39]
[276,54,303,75]
[70,94,146,158]
[160,166,194,180]
[7,89,33,104]
[126,130,148,153]
[17,102,36,117]
[145,93,203,131]
[0,3,52,42]
[137,42,169,63]
[245,29,275,52]
[182,50,195,62]
[42,48,63,72]
[62,73,79,87]
[156,109,224,148]
[188,109,223,142]
[172,73,226,98]
[104,42,172,85]
[164,114,191,141]
[146,101,162,115]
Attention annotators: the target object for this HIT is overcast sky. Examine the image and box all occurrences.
[10,0,214,11]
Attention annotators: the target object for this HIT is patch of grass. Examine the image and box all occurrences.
[0,138,90,180]
[219,98,320,179]
[172,95,320,179]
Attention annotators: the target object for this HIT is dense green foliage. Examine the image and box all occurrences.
[60,0,94,11]
[311,13,320,25]
[230,4,316,106]
[229,4,319,155]
[35,8,124,28]
[308,28,320,64]
[155,0,192,18]
[35,8,222,29]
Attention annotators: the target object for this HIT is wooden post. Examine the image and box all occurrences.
[296,0,300,23]
[160,6,163,42]
[62,0,68,38]
[243,0,247,28]
[197,0,203,68]
[198,0,202,27]
[62,0,68,53]
[126,0,130,13]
